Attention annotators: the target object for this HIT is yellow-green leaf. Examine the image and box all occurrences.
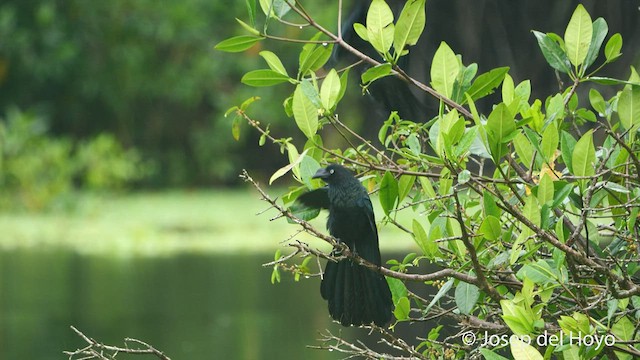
[292,84,319,138]
[320,69,341,111]
[431,42,459,98]
[564,4,593,67]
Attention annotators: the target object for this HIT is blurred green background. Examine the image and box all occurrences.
[0,0,639,359]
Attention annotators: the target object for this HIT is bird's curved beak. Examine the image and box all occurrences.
[312,167,331,179]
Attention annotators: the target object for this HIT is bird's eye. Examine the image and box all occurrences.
[329,169,335,175]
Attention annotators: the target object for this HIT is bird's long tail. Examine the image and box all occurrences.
[320,259,393,326]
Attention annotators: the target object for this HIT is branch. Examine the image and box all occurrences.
[64,326,171,360]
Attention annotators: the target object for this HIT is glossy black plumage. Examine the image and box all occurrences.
[297,164,393,327]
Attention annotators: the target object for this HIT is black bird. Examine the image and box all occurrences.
[296,164,393,326]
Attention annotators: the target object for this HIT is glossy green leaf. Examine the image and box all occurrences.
[379,171,399,215]
[510,337,543,360]
[259,51,287,76]
[464,67,510,102]
[236,18,260,36]
[393,0,426,55]
[589,88,606,114]
[455,281,479,315]
[361,63,393,84]
[241,69,291,87]
[320,69,341,111]
[516,260,555,285]
[386,277,408,305]
[269,148,309,184]
[604,33,623,62]
[245,0,257,26]
[215,35,263,52]
[583,18,608,69]
[398,174,416,203]
[259,0,290,18]
[513,132,534,169]
[292,84,318,138]
[367,0,395,54]
[353,23,368,41]
[299,43,333,76]
[537,173,555,205]
[617,86,640,131]
[480,215,501,241]
[540,123,558,162]
[412,219,438,258]
[572,130,595,188]
[560,130,577,173]
[480,349,510,360]
[486,103,515,161]
[502,73,515,104]
[564,4,592,67]
[532,31,571,74]
[393,296,410,320]
[431,42,459,98]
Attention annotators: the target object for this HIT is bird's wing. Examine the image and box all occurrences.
[296,187,330,209]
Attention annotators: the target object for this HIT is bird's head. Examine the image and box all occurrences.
[312,164,353,185]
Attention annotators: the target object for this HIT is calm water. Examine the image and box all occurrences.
[0,248,448,359]
[0,249,362,359]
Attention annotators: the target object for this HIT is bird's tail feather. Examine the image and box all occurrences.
[321,259,392,326]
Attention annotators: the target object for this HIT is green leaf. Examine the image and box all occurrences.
[236,18,261,36]
[379,171,399,215]
[299,41,333,76]
[479,349,510,360]
[532,31,571,74]
[464,67,510,102]
[617,86,640,131]
[412,219,438,258]
[583,18,608,69]
[486,103,515,161]
[455,281,479,315]
[245,0,257,26]
[589,88,606,114]
[479,215,502,241]
[337,67,350,104]
[572,130,595,188]
[431,42,460,98]
[537,173,555,205]
[540,123,558,162]
[353,23,369,41]
[320,69,341,111]
[516,260,555,284]
[611,316,634,341]
[513,132,534,169]
[393,296,410,320]
[259,51,288,76]
[367,0,395,54]
[231,115,242,141]
[288,201,321,221]
[604,33,623,62]
[259,0,290,18]
[398,174,415,203]
[560,131,577,173]
[292,84,319,138]
[502,73,515,104]
[361,63,393,84]
[386,277,408,305]
[510,338,543,360]
[214,35,263,53]
[269,148,309,184]
[564,4,593,67]
[241,69,291,87]
[393,0,426,55]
